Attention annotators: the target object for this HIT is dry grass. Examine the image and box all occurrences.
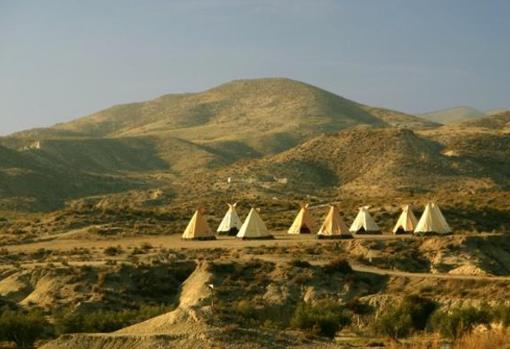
[454,328,510,349]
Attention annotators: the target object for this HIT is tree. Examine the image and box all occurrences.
[0,310,51,349]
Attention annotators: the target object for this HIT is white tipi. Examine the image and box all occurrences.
[392,205,418,234]
[414,202,452,234]
[350,206,380,234]
[317,205,352,239]
[431,203,452,233]
[236,208,273,240]
[217,203,242,236]
[288,203,316,235]
[182,208,216,240]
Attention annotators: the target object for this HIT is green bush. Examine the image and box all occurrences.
[374,305,413,339]
[54,305,170,334]
[323,258,352,274]
[492,304,510,326]
[0,309,51,349]
[428,306,492,338]
[289,259,312,268]
[234,300,258,319]
[104,246,123,256]
[291,300,350,338]
[374,295,436,339]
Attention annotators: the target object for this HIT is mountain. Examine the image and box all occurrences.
[5,78,434,158]
[2,78,504,212]
[420,106,486,124]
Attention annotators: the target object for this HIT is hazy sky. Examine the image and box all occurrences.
[1,0,509,135]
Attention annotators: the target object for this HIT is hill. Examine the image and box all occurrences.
[0,144,140,211]
[6,78,434,158]
[0,78,442,211]
[420,106,486,124]
[219,127,503,197]
[456,111,510,132]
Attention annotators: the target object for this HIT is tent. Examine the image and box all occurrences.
[349,206,381,234]
[317,205,352,239]
[431,203,452,233]
[236,208,273,240]
[182,208,216,240]
[392,205,418,234]
[217,203,242,236]
[415,202,451,234]
[288,203,316,234]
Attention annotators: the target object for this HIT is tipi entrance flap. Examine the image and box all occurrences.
[349,206,380,233]
[288,203,316,235]
[392,205,418,234]
[217,203,242,234]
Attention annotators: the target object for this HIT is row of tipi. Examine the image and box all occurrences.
[182,202,451,240]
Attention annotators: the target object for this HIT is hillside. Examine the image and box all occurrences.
[420,106,486,124]
[0,144,140,211]
[457,111,510,132]
[221,127,495,196]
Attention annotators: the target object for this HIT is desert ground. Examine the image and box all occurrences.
[2,228,510,348]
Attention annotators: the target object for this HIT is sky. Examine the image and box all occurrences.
[1,0,509,135]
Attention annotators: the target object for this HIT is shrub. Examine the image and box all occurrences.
[104,246,123,256]
[374,305,413,339]
[54,304,170,334]
[323,258,352,274]
[291,300,350,338]
[429,306,492,338]
[374,295,436,339]
[0,309,52,349]
[234,300,257,319]
[289,259,312,268]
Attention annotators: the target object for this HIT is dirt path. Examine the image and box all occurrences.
[5,232,416,253]
[350,263,510,281]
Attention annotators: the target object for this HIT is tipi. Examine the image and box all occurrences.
[431,203,452,233]
[415,202,451,234]
[217,203,242,236]
[236,208,273,240]
[182,208,216,240]
[392,205,418,234]
[317,205,352,239]
[288,203,316,235]
[350,206,380,234]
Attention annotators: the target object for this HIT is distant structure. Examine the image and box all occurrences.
[288,203,316,234]
[317,205,352,239]
[393,205,418,234]
[182,208,216,240]
[414,202,452,234]
[217,203,242,236]
[350,206,381,234]
[236,208,273,240]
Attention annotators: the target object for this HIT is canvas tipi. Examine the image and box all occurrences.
[350,206,381,234]
[431,203,452,233]
[182,208,216,240]
[236,208,273,240]
[288,203,316,234]
[415,203,451,234]
[217,203,242,236]
[317,205,352,239]
[392,205,418,234]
